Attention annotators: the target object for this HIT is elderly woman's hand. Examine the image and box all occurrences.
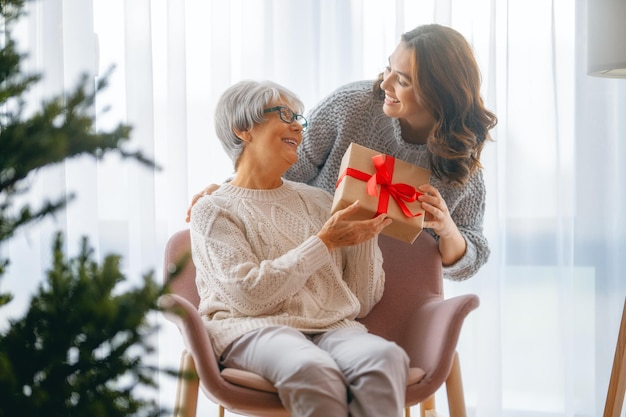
[317,201,392,251]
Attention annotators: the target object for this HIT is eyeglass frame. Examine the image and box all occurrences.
[263,106,308,130]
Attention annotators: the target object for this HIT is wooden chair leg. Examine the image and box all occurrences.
[420,395,436,417]
[218,405,225,417]
[175,350,200,417]
[446,351,467,417]
[604,298,626,417]
[405,406,411,417]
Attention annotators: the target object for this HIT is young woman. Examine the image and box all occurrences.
[285,24,497,281]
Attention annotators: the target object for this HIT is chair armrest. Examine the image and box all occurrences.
[158,294,224,391]
[403,294,479,385]
[159,294,286,412]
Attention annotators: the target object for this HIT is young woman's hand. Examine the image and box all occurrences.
[317,201,392,251]
[418,184,466,265]
[417,184,455,237]
[185,184,221,223]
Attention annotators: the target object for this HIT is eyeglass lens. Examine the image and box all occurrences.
[279,107,307,128]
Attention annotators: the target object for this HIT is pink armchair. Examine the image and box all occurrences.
[159,229,479,417]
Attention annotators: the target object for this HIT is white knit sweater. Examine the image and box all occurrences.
[286,80,490,280]
[190,180,385,357]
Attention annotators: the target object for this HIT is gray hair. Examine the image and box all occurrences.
[214,80,305,168]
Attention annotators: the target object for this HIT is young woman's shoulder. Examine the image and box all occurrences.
[334,79,375,93]
[310,80,380,123]
[326,80,378,104]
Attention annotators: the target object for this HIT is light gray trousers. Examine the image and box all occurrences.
[221,326,409,417]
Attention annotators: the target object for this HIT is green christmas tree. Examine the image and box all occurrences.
[0,233,165,417]
[0,1,172,415]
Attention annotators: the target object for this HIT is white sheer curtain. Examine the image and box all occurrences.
[4,0,625,416]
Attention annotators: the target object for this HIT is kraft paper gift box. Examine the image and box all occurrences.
[331,142,431,244]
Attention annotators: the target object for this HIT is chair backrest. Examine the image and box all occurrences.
[163,229,199,308]
[163,230,443,341]
[358,233,443,347]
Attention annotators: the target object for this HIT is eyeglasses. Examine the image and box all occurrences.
[263,106,308,130]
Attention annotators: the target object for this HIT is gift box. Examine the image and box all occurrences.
[331,143,431,244]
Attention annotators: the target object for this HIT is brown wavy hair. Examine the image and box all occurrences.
[374,24,497,185]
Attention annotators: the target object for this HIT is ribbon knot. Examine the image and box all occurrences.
[336,153,423,218]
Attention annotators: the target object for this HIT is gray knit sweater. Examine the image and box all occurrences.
[190,180,385,357]
[286,80,489,281]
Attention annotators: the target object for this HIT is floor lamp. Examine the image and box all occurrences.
[603,298,625,417]
[587,0,626,78]
[586,0,626,415]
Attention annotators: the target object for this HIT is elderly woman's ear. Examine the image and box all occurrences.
[234,129,252,143]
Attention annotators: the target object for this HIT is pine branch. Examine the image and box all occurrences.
[0,233,168,417]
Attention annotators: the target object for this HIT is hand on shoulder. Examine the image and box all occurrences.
[185,184,221,223]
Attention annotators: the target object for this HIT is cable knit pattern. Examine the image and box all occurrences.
[286,80,490,280]
[190,180,385,356]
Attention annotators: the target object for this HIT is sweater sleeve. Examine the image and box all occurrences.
[285,81,377,186]
[341,236,386,317]
[285,89,342,184]
[190,198,331,316]
[438,170,490,281]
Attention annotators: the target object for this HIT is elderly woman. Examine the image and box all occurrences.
[189,80,409,417]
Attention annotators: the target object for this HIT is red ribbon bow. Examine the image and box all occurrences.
[336,154,423,218]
